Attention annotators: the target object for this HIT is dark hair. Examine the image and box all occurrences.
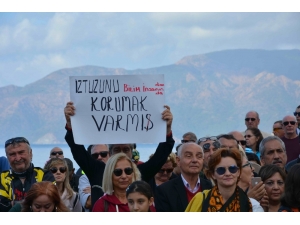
[108,144,134,155]
[21,181,69,212]
[245,128,263,153]
[126,180,153,200]
[297,105,300,109]
[259,164,286,182]
[64,158,74,171]
[205,148,242,183]
[273,120,282,125]
[281,164,300,208]
[217,134,237,141]
[246,152,261,165]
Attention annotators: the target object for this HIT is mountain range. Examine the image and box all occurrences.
[1,49,299,144]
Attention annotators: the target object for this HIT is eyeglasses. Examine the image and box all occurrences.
[50,151,63,156]
[245,118,256,122]
[198,136,218,144]
[242,162,253,170]
[181,140,195,143]
[244,135,253,138]
[283,121,296,126]
[158,168,173,174]
[293,112,300,117]
[203,142,220,152]
[237,140,246,146]
[273,127,282,132]
[50,167,67,174]
[92,151,109,159]
[215,165,239,175]
[113,167,133,176]
[5,137,30,148]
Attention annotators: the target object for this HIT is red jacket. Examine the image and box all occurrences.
[92,194,129,212]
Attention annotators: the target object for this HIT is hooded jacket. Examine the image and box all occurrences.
[92,193,129,212]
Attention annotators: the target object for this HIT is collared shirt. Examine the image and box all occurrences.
[181,174,201,193]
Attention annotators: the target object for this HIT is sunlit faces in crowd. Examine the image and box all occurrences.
[152,153,176,185]
[126,181,154,212]
[112,158,134,191]
[259,165,286,212]
[229,131,247,150]
[91,144,110,164]
[5,141,32,173]
[282,115,298,137]
[273,121,284,138]
[198,137,220,168]
[110,144,133,159]
[49,162,67,183]
[31,194,55,212]
[177,143,204,175]
[245,129,259,149]
[238,156,254,190]
[212,156,240,188]
[217,135,239,150]
[294,106,300,124]
[50,147,64,159]
[259,137,287,170]
[245,111,260,129]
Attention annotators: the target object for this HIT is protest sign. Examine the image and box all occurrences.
[69,75,166,144]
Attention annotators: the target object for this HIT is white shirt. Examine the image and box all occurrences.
[181,174,201,193]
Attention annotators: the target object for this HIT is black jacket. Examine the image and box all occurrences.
[155,176,212,212]
[65,128,175,209]
[0,164,55,212]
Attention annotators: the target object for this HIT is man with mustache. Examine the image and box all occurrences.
[259,136,287,170]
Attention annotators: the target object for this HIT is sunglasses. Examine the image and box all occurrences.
[242,162,253,170]
[283,121,296,126]
[113,167,133,176]
[181,140,195,143]
[215,165,239,175]
[203,142,220,152]
[198,136,218,144]
[237,140,246,146]
[51,151,63,156]
[92,151,109,159]
[245,118,256,122]
[5,137,30,148]
[244,135,253,138]
[50,167,67,174]
[273,127,282,132]
[158,169,173,174]
[293,112,300,117]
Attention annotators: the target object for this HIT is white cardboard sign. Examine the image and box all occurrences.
[69,75,166,144]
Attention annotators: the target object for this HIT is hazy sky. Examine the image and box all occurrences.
[0,11,299,87]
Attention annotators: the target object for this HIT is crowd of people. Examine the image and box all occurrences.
[0,103,299,212]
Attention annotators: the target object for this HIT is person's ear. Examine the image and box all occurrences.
[149,197,154,206]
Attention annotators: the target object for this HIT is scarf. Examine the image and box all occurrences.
[202,185,253,212]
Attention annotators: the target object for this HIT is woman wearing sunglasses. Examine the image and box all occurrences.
[44,158,82,212]
[244,128,263,158]
[147,152,177,195]
[186,148,263,212]
[92,153,141,212]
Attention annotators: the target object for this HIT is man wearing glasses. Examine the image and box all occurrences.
[197,136,220,178]
[181,132,197,143]
[294,105,300,138]
[281,115,300,164]
[272,120,284,138]
[49,147,64,159]
[0,137,55,212]
[78,144,110,211]
[244,111,271,138]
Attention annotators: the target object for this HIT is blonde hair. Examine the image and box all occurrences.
[44,158,74,200]
[102,153,141,195]
[149,152,177,168]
